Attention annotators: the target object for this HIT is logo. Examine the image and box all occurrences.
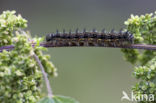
[121,91,154,102]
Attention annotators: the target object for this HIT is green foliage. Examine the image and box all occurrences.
[0,10,27,47]
[38,97,54,103]
[122,11,156,103]
[122,12,156,65]
[38,96,79,103]
[0,11,57,103]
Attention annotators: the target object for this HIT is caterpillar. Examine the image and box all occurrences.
[45,29,134,47]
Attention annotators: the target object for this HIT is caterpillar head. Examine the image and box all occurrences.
[46,34,54,41]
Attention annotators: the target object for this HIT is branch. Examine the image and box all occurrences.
[43,43,156,50]
[33,53,53,97]
[1,43,156,52]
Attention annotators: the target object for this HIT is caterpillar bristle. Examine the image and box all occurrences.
[111,29,115,33]
[56,29,59,34]
[102,28,106,33]
[92,28,96,32]
[63,29,66,34]
[76,28,79,34]
[56,29,60,37]
[83,28,86,33]
[69,29,72,34]
[119,28,124,34]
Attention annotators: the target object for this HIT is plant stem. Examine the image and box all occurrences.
[1,43,156,52]
[33,53,53,97]
[43,43,156,50]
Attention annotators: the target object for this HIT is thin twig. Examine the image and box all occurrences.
[43,43,156,50]
[33,53,53,97]
[1,43,156,52]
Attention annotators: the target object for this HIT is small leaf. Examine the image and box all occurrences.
[38,96,79,103]
[53,95,79,103]
[37,97,55,103]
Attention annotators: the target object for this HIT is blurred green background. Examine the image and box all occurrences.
[0,0,156,103]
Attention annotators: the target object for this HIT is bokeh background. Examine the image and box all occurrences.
[0,0,156,103]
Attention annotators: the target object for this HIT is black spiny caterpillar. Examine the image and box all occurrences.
[46,29,134,47]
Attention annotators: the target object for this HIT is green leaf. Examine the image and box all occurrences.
[38,96,79,103]
[53,95,79,103]
[37,97,55,103]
